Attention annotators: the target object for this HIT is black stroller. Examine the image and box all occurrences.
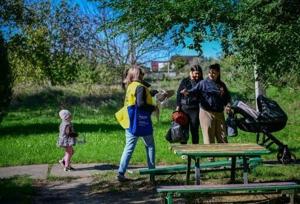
[230,95,296,164]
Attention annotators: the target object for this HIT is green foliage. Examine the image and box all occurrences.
[171,56,188,73]
[0,33,13,124]
[7,0,99,85]
[76,58,124,85]
[98,0,300,87]
[233,0,300,87]
[220,55,254,102]
[0,0,24,25]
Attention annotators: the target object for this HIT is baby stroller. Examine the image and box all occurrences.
[230,95,296,164]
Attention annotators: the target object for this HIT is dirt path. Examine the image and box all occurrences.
[33,176,161,204]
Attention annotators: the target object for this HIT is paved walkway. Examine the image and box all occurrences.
[0,163,121,179]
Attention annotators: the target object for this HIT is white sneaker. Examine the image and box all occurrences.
[59,160,65,168]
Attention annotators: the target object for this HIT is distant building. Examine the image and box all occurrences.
[151,61,170,72]
[151,55,202,72]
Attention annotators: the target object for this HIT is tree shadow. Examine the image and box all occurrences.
[0,123,122,137]
[10,88,124,111]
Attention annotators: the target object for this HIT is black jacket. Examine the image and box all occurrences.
[176,77,200,110]
[189,78,231,112]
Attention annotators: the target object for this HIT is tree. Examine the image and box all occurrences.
[8,0,101,85]
[95,5,176,67]
[0,0,24,124]
[171,56,188,73]
[0,33,13,123]
[97,0,300,87]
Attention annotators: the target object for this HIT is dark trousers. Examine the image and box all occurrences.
[181,107,200,144]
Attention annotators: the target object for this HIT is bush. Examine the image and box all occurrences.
[0,33,13,124]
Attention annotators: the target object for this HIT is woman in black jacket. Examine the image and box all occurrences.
[176,65,203,144]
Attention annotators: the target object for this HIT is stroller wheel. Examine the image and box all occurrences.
[277,146,296,164]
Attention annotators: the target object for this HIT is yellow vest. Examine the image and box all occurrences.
[124,81,153,107]
[115,81,153,129]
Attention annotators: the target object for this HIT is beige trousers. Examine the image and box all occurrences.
[200,108,228,144]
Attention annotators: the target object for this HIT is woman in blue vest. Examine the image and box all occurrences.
[117,66,156,182]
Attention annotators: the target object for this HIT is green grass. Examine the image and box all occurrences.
[0,84,300,182]
[0,176,34,203]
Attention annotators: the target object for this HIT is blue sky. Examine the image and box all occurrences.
[171,41,222,59]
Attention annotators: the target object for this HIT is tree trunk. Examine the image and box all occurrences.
[254,64,265,111]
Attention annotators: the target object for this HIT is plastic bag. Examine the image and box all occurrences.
[165,121,189,143]
[226,113,238,137]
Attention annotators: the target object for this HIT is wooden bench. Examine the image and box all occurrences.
[157,182,300,204]
[139,157,262,183]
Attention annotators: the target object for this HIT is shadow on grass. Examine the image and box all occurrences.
[0,123,122,137]
[10,88,124,111]
[0,176,34,203]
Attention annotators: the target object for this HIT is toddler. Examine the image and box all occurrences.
[57,109,77,171]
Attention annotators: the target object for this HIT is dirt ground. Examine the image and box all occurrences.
[31,175,297,204]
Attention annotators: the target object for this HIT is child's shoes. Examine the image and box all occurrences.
[59,159,65,168]
[64,166,75,172]
[68,166,75,170]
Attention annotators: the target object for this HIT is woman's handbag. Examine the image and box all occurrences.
[226,113,238,137]
[171,111,189,127]
[165,121,189,143]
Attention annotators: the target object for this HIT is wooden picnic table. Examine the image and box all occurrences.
[171,143,270,185]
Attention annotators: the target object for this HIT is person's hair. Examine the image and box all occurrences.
[123,66,144,86]
[209,63,220,72]
[209,63,221,82]
[190,64,203,80]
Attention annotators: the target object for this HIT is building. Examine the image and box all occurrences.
[151,61,170,72]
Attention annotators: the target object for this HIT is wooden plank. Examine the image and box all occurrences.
[139,157,262,175]
[157,182,300,193]
[171,144,270,157]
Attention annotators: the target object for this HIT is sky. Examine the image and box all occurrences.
[70,0,223,59]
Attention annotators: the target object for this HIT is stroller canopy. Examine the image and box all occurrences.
[232,95,287,133]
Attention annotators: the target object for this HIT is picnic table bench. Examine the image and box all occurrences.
[157,182,300,204]
[171,143,270,185]
[139,157,263,183]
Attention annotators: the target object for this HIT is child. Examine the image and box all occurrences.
[57,109,77,171]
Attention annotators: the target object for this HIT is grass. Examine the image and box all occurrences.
[0,83,300,182]
[0,176,34,203]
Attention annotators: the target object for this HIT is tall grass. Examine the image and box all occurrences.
[0,83,299,181]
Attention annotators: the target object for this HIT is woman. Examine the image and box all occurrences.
[176,65,203,144]
[181,63,231,146]
[117,66,156,182]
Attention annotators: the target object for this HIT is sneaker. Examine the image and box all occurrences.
[59,159,65,168]
[64,166,75,172]
[116,174,130,182]
[68,166,75,171]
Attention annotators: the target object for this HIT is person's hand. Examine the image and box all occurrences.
[225,104,231,114]
[150,89,159,97]
[180,89,188,96]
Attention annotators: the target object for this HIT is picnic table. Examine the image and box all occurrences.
[171,143,270,185]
